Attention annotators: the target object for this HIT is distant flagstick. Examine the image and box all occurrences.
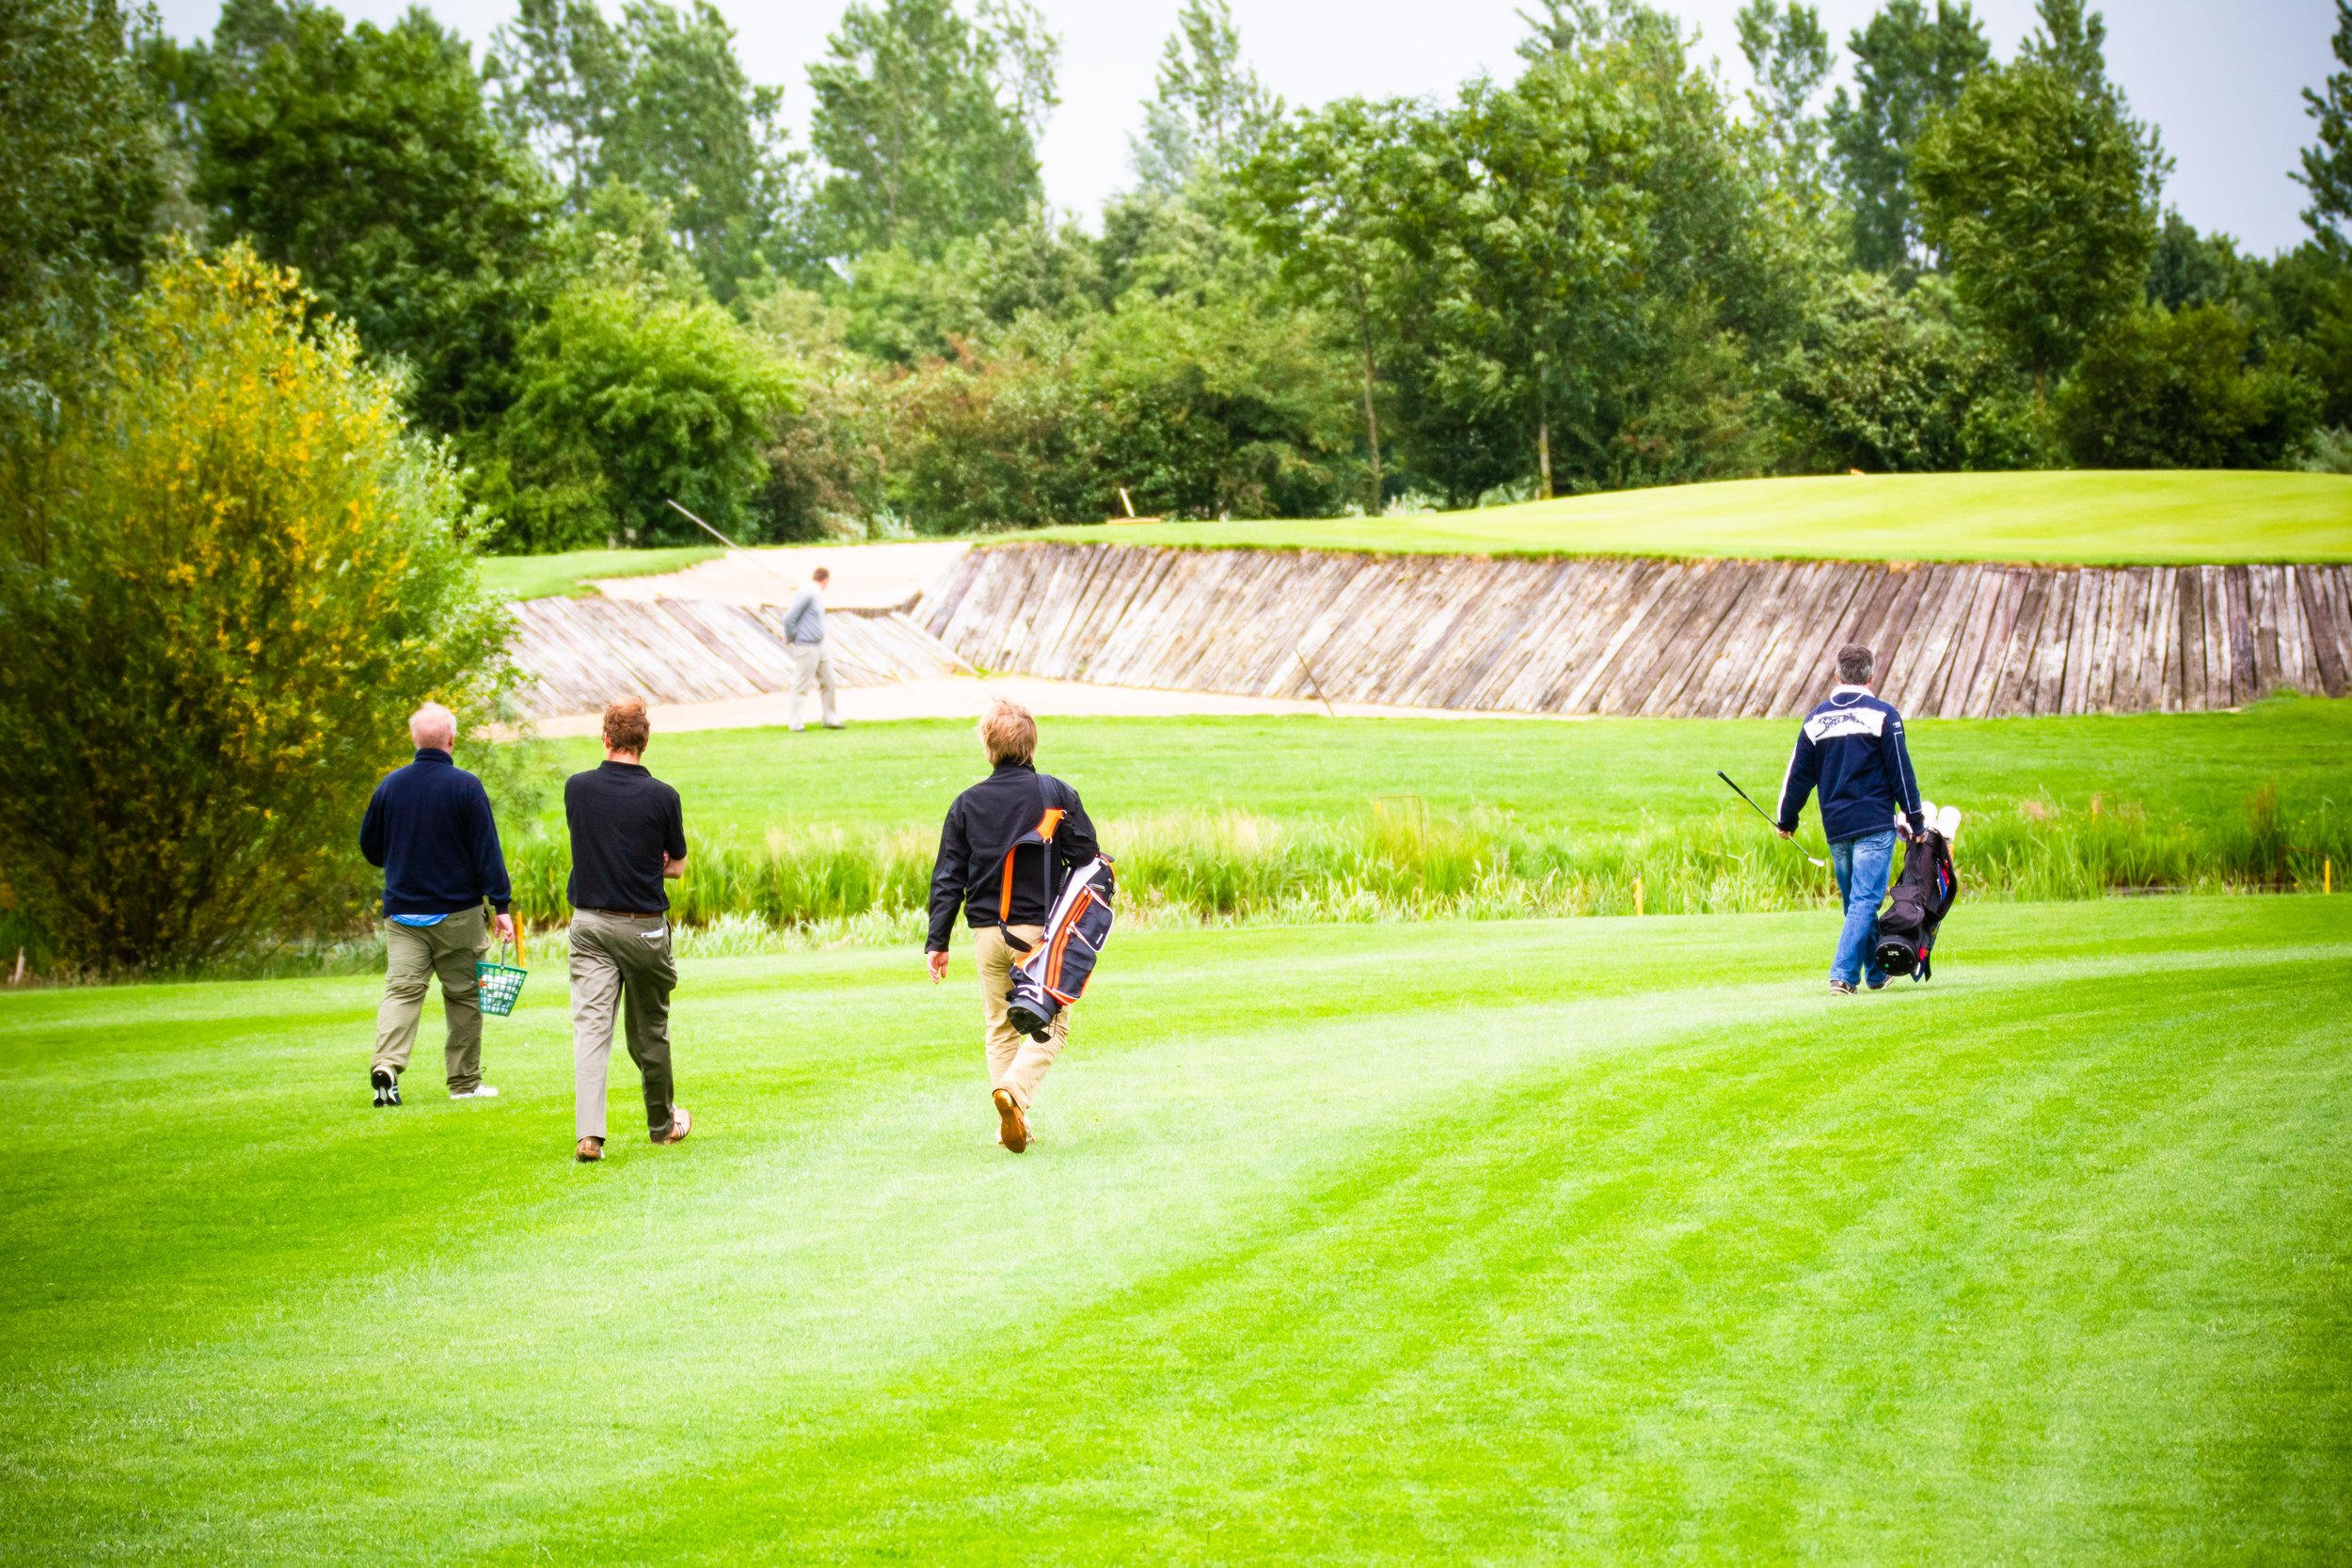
[1716,770,1829,868]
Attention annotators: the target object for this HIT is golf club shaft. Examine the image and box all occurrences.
[1716,770,1777,825]
[1716,771,1829,868]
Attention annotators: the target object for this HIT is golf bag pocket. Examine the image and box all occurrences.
[1006,858,1116,1041]
[1873,831,1959,981]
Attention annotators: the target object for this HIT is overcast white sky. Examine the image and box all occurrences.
[153,0,2338,256]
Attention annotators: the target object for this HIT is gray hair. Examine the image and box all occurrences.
[408,702,457,750]
[1836,644,1875,685]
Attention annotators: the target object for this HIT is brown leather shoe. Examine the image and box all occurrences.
[575,1137,604,1163]
[656,1105,691,1145]
[993,1088,1029,1153]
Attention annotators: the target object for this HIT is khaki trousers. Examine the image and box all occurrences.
[976,924,1067,1109]
[788,641,839,728]
[570,910,678,1142]
[373,908,488,1092]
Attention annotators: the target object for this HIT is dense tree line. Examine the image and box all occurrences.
[7,0,2352,553]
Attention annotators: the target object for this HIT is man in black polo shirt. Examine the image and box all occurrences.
[358,702,515,1107]
[566,697,691,1163]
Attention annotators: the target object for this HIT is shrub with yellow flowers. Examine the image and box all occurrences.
[0,243,513,972]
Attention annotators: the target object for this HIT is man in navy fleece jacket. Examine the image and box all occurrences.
[1775,644,1926,996]
[358,703,516,1106]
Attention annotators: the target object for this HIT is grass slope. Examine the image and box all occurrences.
[1020,471,2352,564]
[528,700,2352,841]
[477,545,722,601]
[0,898,2345,1562]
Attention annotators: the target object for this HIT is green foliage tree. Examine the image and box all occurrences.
[806,0,1057,259]
[485,0,803,300]
[0,245,511,971]
[2146,212,2251,311]
[2298,0,2352,257]
[482,0,624,202]
[835,218,1106,364]
[1912,0,2162,397]
[194,0,557,436]
[1823,0,1990,275]
[2056,304,2320,470]
[1736,0,1833,212]
[0,0,165,430]
[2264,245,2352,429]
[1775,272,2043,472]
[882,288,1358,531]
[1133,0,1279,194]
[482,264,796,551]
[1240,97,1408,512]
[1379,19,1781,499]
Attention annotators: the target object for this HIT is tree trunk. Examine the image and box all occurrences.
[1536,412,1554,501]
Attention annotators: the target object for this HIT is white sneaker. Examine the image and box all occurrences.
[451,1084,501,1100]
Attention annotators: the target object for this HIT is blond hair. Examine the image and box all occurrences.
[978,698,1036,767]
[602,697,651,754]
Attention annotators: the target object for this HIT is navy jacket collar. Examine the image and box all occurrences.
[413,748,453,765]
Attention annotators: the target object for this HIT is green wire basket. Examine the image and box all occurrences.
[476,927,530,1018]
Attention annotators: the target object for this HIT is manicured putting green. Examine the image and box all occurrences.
[477,544,722,601]
[2,897,2344,1561]
[1021,471,2352,564]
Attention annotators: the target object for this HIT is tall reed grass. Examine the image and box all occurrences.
[501,789,2350,936]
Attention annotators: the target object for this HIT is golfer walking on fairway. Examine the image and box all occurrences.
[1776,643,1926,995]
[566,698,691,1163]
[925,700,1100,1153]
[359,702,516,1106]
[784,566,842,733]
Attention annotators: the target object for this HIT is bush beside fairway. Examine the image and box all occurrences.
[479,545,723,601]
[1018,471,2352,564]
[1,898,2344,1561]
[494,703,2352,929]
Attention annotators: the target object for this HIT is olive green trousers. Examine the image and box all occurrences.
[372,907,488,1093]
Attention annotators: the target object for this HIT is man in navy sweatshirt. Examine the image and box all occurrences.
[1776,644,1926,996]
[358,703,516,1106]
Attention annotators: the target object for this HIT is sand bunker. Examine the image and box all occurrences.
[591,542,970,611]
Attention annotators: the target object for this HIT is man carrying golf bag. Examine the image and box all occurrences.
[926,700,1103,1153]
[1776,643,1926,996]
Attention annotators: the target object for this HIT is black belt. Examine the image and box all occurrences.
[581,908,665,919]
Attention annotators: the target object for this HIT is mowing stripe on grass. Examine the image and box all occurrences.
[0,899,2344,1563]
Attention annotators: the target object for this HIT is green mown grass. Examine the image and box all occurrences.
[1020,471,2352,564]
[482,703,2352,929]
[531,700,2352,840]
[1,897,2345,1562]
[478,545,722,601]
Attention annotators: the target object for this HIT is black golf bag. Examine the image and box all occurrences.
[1872,829,1959,981]
[1006,856,1116,1041]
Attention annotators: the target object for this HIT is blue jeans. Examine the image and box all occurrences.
[1829,830,1898,988]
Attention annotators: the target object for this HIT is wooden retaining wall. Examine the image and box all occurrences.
[510,597,968,718]
[918,543,2352,718]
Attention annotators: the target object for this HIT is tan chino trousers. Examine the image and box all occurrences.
[975,923,1067,1109]
[373,907,488,1092]
[570,910,679,1142]
[788,641,839,728]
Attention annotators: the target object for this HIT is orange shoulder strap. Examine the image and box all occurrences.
[998,808,1068,921]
